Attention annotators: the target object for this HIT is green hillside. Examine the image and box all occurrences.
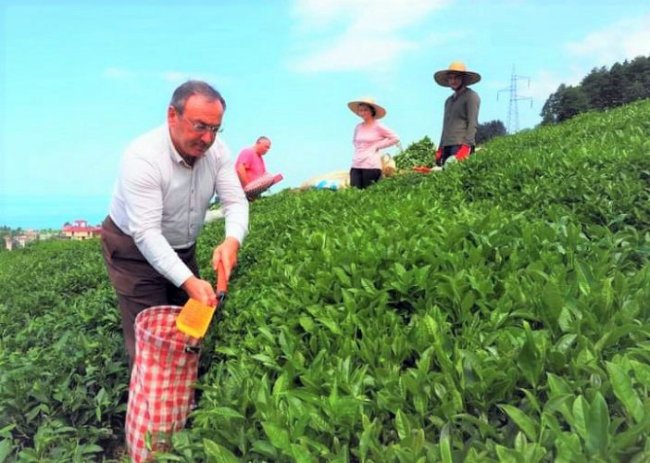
[1,100,649,462]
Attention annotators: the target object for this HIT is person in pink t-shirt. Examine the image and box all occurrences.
[348,97,400,189]
[235,136,283,201]
[235,136,271,186]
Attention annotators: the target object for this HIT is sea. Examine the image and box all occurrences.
[0,195,111,230]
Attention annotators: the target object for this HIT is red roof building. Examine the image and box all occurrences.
[62,219,102,240]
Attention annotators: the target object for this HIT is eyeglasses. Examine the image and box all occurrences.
[178,112,222,135]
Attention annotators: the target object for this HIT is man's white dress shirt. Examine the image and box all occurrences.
[110,125,249,287]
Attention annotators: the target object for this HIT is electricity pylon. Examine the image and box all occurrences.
[498,65,533,133]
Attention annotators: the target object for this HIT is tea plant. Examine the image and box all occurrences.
[1,100,649,462]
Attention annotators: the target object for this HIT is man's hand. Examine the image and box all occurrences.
[212,237,240,282]
[182,276,217,307]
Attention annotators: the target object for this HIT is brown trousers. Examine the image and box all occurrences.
[100,216,199,366]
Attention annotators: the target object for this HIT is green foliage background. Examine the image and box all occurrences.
[393,136,436,169]
[541,54,650,124]
[1,100,649,462]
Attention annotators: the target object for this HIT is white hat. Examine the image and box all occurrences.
[347,97,387,119]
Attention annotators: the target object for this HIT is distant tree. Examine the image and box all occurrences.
[598,59,649,107]
[622,56,650,103]
[603,62,626,108]
[541,84,566,124]
[558,86,590,122]
[476,120,507,144]
[581,66,609,109]
[626,81,647,103]
[541,54,650,124]
[541,84,589,124]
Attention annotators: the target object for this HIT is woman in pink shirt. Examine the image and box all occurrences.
[348,97,400,189]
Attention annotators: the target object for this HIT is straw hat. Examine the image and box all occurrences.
[347,97,387,119]
[434,61,481,87]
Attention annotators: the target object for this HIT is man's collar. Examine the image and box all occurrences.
[166,127,195,167]
[452,86,468,99]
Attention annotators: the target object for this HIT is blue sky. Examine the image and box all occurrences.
[1,0,649,229]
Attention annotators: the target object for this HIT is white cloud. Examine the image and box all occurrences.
[527,70,562,103]
[516,65,588,111]
[102,68,226,86]
[289,0,448,73]
[566,14,650,65]
[293,35,417,73]
[527,13,650,112]
[160,71,195,84]
[291,0,356,31]
[162,71,232,87]
[103,67,133,79]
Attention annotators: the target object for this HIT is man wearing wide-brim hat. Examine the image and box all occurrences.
[433,61,481,166]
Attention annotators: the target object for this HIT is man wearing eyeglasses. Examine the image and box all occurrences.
[101,80,249,365]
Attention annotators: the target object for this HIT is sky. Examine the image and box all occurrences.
[1,0,649,230]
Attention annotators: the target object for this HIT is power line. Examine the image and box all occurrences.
[498,65,533,133]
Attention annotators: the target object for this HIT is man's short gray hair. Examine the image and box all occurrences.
[170,80,226,114]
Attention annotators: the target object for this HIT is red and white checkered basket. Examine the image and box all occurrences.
[126,306,202,463]
[244,172,283,200]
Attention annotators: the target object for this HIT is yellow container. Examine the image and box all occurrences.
[176,262,227,339]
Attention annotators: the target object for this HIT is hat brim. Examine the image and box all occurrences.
[434,70,481,87]
[348,101,386,119]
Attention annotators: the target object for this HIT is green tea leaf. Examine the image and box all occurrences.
[575,262,591,296]
[554,433,583,463]
[630,359,650,385]
[395,409,411,440]
[262,422,291,452]
[606,361,644,423]
[439,423,453,463]
[495,444,524,463]
[210,407,245,419]
[0,439,14,462]
[333,267,351,287]
[499,404,538,441]
[572,395,590,441]
[585,392,609,457]
[546,372,571,396]
[291,443,316,463]
[203,438,240,463]
[518,322,542,387]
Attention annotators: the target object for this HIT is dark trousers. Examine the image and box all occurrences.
[100,216,199,367]
[350,168,382,189]
[438,144,476,166]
